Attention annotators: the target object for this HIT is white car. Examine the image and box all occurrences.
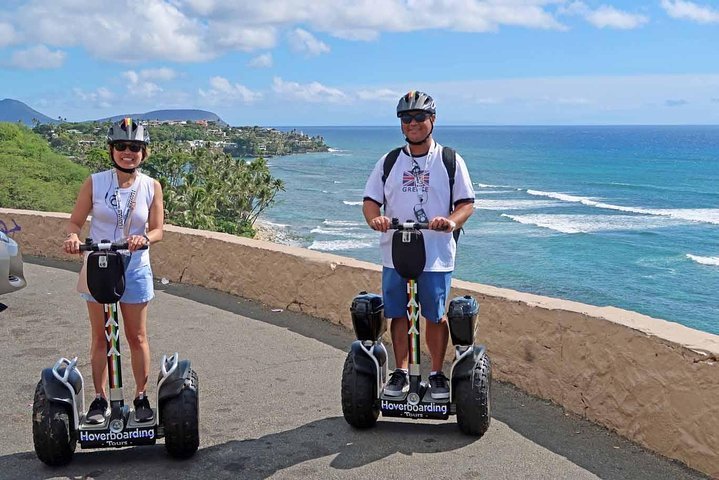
[0,231,26,295]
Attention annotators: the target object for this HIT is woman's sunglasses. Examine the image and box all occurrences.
[113,142,143,152]
[400,112,430,124]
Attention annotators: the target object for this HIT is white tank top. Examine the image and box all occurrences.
[88,169,155,268]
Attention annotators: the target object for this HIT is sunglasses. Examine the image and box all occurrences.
[400,112,431,124]
[113,143,143,152]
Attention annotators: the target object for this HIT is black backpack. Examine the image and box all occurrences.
[381,146,461,240]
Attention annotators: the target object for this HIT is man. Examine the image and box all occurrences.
[362,91,475,399]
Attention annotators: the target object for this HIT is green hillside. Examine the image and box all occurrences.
[0,122,88,212]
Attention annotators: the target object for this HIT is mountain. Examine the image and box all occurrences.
[0,99,226,126]
[104,109,226,125]
[0,98,58,126]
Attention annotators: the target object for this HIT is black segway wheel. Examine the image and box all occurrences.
[455,354,492,437]
[341,353,379,429]
[32,380,76,466]
[161,369,199,459]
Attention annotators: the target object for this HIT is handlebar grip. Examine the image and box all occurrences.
[79,242,148,252]
[389,218,430,230]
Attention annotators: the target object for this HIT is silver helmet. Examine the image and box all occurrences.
[396,90,436,117]
[106,118,150,144]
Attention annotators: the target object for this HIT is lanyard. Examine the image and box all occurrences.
[407,140,437,205]
[114,171,138,238]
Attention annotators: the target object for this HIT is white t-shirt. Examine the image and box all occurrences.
[88,169,155,269]
[363,141,475,272]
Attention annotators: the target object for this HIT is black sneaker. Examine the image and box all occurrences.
[383,369,409,397]
[429,372,450,400]
[133,394,154,423]
[85,396,108,424]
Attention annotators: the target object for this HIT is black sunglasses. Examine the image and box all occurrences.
[113,142,143,152]
[400,112,430,124]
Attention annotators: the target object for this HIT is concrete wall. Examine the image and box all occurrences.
[3,208,718,477]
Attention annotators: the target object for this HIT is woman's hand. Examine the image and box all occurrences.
[63,233,81,254]
[126,234,150,252]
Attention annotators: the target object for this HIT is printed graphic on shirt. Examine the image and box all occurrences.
[402,167,430,193]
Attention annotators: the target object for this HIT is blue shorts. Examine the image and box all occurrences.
[81,264,155,304]
[382,267,452,323]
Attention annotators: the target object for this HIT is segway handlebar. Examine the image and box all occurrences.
[389,218,430,231]
[79,239,149,252]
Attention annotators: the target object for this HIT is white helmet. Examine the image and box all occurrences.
[106,118,150,144]
[396,91,436,116]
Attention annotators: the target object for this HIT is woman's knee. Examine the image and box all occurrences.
[125,331,149,351]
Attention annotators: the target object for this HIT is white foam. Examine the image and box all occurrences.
[473,190,505,195]
[477,183,514,189]
[323,219,365,227]
[261,221,289,228]
[308,239,375,251]
[526,190,719,225]
[310,227,368,237]
[686,254,719,267]
[343,200,363,206]
[502,213,687,234]
[474,199,562,211]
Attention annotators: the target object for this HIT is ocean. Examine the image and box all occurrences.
[262,126,719,335]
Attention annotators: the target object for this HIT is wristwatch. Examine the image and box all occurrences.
[142,234,151,244]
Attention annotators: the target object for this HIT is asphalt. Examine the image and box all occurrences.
[0,258,708,480]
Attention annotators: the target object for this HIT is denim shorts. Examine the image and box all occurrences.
[382,267,452,323]
[81,264,155,304]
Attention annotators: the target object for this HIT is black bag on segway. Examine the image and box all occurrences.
[392,228,426,280]
[86,250,128,304]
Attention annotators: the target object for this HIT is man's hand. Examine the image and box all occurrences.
[369,215,391,232]
[429,216,456,232]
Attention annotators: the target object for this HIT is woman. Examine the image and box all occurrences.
[63,118,164,424]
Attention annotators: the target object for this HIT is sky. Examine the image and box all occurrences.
[1,0,719,126]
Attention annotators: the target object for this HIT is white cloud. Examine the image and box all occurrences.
[2,1,574,63]
[585,5,649,29]
[272,77,346,103]
[661,0,719,23]
[0,22,17,48]
[123,68,178,83]
[139,67,178,81]
[288,28,330,56]
[356,88,402,101]
[14,0,209,62]
[207,23,277,51]
[198,76,262,104]
[248,53,273,68]
[560,2,648,29]
[73,86,114,108]
[121,68,177,98]
[9,44,66,69]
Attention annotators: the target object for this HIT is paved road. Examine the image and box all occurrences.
[0,260,708,480]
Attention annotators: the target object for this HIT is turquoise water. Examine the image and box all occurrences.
[263,126,719,335]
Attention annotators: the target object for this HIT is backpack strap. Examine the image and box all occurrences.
[441,146,462,243]
[381,147,403,207]
[382,147,403,184]
[441,146,456,214]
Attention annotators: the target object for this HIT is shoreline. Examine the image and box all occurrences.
[253,218,299,246]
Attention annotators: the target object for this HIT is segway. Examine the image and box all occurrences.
[341,219,491,435]
[32,239,199,466]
